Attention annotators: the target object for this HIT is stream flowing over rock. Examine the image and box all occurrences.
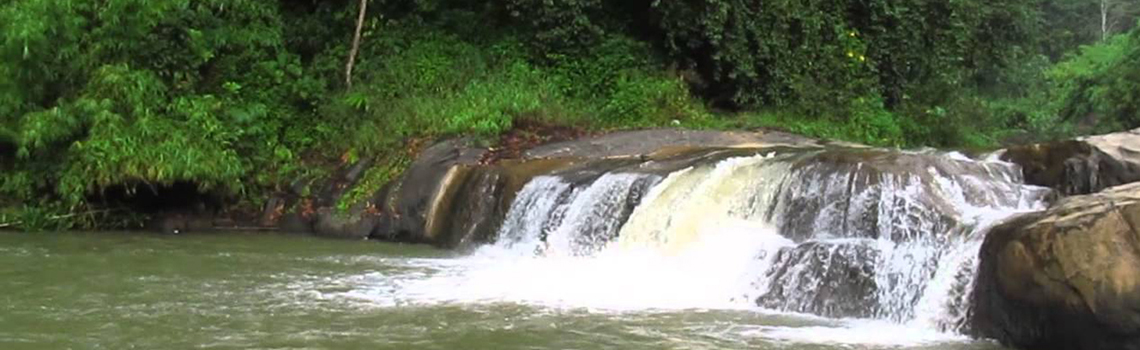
[346,129,1052,328]
[270,127,1140,349]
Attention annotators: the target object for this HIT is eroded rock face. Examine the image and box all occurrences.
[428,167,507,249]
[970,182,1140,350]
[1003,128,1140,196]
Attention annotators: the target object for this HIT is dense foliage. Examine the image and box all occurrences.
[0,0,331,227]
[1,0,1139,229]
[1051,28,1140,132]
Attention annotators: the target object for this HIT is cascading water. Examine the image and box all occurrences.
[496,173,663,256]
[356,147,1051,347]
[473,149,1050,327]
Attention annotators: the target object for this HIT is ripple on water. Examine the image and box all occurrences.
[0,246,49,258]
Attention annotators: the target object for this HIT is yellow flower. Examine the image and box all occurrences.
[847,51,855,58]
[859,55,866,62]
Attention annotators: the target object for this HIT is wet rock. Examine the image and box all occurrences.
[563,173,662,255]
[313,207,376,240]
[363,131,828,245]
[970,182,1140,350]
[434,167,508,249]
[1002,128,1140,196]
[496,158,582,203]
[772,149,1047,242]
[757,240,880,318]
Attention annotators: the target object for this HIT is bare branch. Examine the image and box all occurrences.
[345,0,369,89]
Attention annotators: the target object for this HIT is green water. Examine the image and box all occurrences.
[0,232,1007,350]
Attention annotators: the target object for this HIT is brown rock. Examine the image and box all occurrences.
[1002,128,1140,196]
[971,182,1140,350]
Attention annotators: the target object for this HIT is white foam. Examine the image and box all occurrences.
[359,222,792,311]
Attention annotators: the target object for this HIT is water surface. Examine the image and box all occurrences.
[0,232,1007,350]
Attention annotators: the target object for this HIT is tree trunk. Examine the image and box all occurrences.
[1103,0,1110,41]
[345,0,369,89]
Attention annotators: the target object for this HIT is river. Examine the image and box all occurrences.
[0,232,1006,350]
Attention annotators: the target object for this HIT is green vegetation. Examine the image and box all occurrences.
[1,0,1139,229]
[1050,31,1140,133]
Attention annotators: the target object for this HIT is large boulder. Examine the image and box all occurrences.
[970,182,1140,350]
[1003,128,1140,196]
[371,138,489,244]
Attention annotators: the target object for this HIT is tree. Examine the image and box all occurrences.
[346,0,369,88]
[648,0,1040,110]
[1099,0,1140,40]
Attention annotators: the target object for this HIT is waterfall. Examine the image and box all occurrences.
[477,147,1051,331]
[497,173,662,256]
[615,153,786,252]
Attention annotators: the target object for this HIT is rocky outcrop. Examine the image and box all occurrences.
[269,159,376,239]
[269,129,837,246]
[429,167,507,248]
[370,138,489,244]
[270,139,493,242]
[253,126,1140,348]
[974,128,1140,349]
[1002,128,1140,196]
[970,182,1140,350]
[273,128,1063,247]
